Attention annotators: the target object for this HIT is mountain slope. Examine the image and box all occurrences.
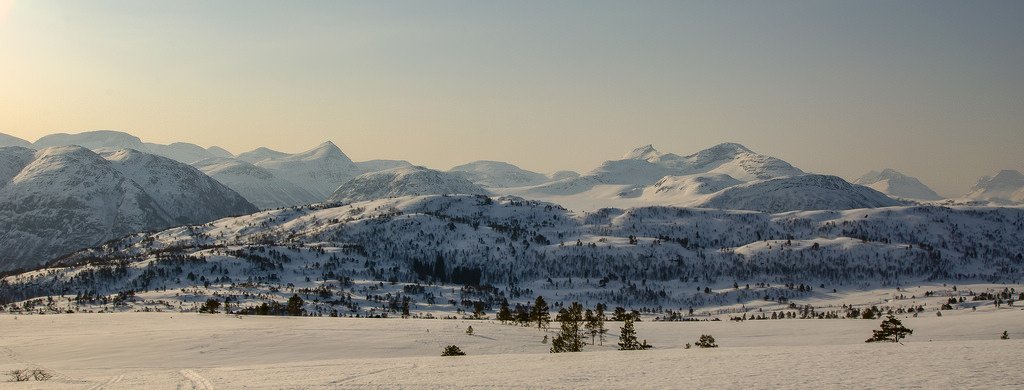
[0,133,33,148]
[0,146,257,271]
[698,174,902,213]
[964,170,1024,204]
[193,157,321,209]
[449,160,550,188]
[854,169,942,200]
[102,150,257,224]
[328,166,489,203]
[0,146,36,186]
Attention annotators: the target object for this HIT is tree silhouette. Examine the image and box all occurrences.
[865,315,913,343]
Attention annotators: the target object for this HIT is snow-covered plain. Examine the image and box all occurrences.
[1,293,1022,389]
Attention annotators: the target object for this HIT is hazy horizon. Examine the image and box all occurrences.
[2,1,1022,197]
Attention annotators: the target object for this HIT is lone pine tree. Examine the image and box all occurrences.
[531,296,551,329]
[618,318,642,350]
[551,302,585,353]
[865,315,913,343]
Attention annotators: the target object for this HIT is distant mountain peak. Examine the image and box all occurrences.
[623,144,660,160]
[855,168,942,201]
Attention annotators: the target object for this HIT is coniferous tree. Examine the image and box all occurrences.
[865,315,913,343]
[286,294,304,316]
[618,318,641,350]
[595,303,608,345]
[1001,331,1009,340]
[584,309,599,345]
[551,302,585,353]
[497,299,513,324]
[531,296,551,329]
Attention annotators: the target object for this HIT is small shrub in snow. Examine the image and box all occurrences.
[441,345,466,356]
[695,334,718,348]
[7,369,51,382]
[1001,331,1009,340]
[465,326,474,335]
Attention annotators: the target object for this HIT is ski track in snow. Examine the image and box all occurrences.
[180,369,214,390]
[86,374,124,390]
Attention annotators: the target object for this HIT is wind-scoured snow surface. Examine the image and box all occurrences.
[0,146,256,272]
[449,160,551,188]
[856,168,943,201]
[329,166,489,203]
[0,292,1022,388]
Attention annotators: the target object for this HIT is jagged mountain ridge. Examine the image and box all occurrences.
[0,146,256,272]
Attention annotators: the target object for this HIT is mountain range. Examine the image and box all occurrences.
[3,129,1024,272]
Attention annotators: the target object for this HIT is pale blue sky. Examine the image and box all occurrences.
[1,1,1022,196]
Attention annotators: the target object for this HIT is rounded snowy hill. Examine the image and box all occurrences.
[329,166,489,203]
[698,174,902,213]
[854,169,942,201]
[34,130,148,152]
[449,160,550,188]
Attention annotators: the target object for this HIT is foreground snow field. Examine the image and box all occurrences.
[1,306,1022,389]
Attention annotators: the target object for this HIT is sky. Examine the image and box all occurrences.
[1,0,1022,197]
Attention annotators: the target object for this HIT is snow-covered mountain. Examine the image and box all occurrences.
[249,141,362,200]
[963,170,1024,204]
[328,166,489,203]
[0,133,32,148]
[144,142,235,164]
[854,169,942,201]
[101,149,256,224]
[449,161,550,188]
[236,147,291,164]
[500,143,853,211]
[521,143,802,196]
[31,130,234,164]
[697,174,903,213]
[192,157,321,210]
[0,146,256,272]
